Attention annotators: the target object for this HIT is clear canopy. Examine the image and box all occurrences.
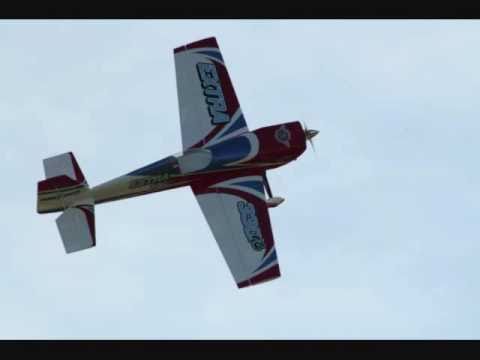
[175,148,212,174]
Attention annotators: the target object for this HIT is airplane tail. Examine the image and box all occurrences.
[37,152,96,253]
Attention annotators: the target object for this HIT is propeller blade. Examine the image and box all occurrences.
[305,129,319,141]
[309,138,316,153]
[303,121,319,154]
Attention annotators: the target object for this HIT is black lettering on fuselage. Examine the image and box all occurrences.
[128,173,170,190]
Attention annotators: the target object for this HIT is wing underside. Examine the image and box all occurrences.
[174,37,249,151]
[191,170,280,288]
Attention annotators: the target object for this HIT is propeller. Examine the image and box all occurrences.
[303,122,319,153]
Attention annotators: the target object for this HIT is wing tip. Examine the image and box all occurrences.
[174,36,218,54]
[237,264,281,289]
[174,45,186,54]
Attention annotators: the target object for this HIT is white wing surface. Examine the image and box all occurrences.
[174,37,249,150]
[191,170,280,288]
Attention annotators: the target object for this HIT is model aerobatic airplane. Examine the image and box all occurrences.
[37,37,318,288]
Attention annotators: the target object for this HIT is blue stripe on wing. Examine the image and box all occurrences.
[253,249,278,273]
[217,114,248,140]
[233,180,264,194]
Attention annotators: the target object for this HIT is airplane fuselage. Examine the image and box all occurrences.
[91,121,307,207]
[37,121,307,214]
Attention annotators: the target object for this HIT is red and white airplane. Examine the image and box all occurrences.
[37,37,318,289]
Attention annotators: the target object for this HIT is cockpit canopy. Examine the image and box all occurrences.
[176,148,212,174]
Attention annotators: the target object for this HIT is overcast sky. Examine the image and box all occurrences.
[1,20,480,339]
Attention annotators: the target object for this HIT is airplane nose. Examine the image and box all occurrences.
[305,129,319,140]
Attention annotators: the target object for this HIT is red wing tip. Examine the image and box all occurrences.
[237,280,249,289]
[174,37,218,54]
[237,265,281,289]
[174,46,186,54]
[237,274,281,289]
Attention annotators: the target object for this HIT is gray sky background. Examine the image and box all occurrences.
[1,20,480,339]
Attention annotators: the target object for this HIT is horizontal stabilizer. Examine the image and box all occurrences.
[56,204,95,254]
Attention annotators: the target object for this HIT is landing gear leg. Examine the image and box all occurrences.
[263,173,285,208]
[262,173,273,199]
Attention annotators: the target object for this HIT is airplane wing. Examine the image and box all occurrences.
[191,170,280,288]
[174,37,249,150]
